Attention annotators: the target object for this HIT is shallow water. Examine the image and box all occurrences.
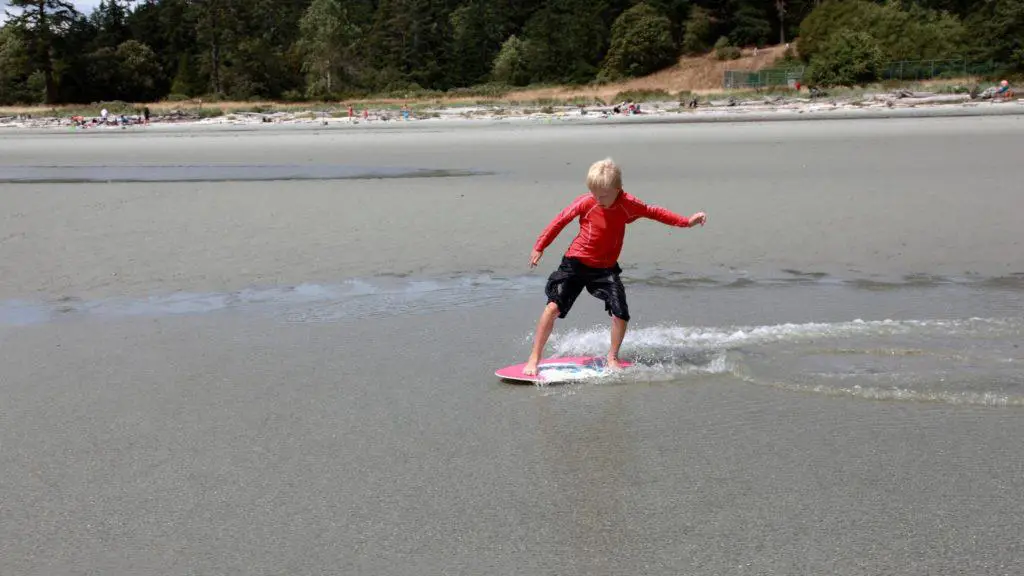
[0,164,486,183]
[4,270,1022,407]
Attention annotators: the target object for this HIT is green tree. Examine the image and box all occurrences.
[84,37,158,103]
[129,0,195,96]
[713,35,741,60]
[520,0,606,84]
[191,0,231,96]
[51,12,100,103]
[170,54,200,96]
[807,29,884,87]
[0,24,30,103]
[367,0,454,90]
[729,1,771,47]
[906,0,976,19]
[681,5,712,55]
[86,45,118,98]
[799,0,965,63]
[225,0,311,99]
[4,0,80,103]
[297,0,364,97]
[448,0,510,87]
[600,2,677,80]
[115,39,160,100]
[88,0,134,50]
[637,0,690,43]
[799,1,872,62]
[775,0,786,44]
[965,0,1024,71]
[875,1,964,61]
[775,0,821,47]
[491,33,529,85]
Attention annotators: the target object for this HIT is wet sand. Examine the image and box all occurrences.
[3,116,1023,301]
[3,302,1023,575]
[2,116,1024,575]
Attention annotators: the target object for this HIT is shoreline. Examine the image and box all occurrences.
[2,92,1022,133]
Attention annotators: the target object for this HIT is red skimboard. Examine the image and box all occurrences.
[495,356,633,384]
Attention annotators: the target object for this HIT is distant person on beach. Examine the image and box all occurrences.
[521,157,707,376]
[143,106,151,125]
[613,100,639,114]
[979,80,1014,100]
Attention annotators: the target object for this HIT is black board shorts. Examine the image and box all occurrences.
[545,256,630,321]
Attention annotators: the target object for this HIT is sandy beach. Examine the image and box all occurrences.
[2,87,1023,133]
[2,115,1023,575]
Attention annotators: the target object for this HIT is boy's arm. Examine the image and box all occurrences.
[533,196,586,253]
[629,196,700,227]
[530,197,586,267]
[644,203,692,227]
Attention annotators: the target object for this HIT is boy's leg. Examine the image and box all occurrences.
[523,302,560,375]
[608,315,628,370]
[585,264,630,369]
[524,258,585,375]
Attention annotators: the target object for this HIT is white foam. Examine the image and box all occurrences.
[625,352,736,381]
[549,318,1020,357]
[540,318,1024,397]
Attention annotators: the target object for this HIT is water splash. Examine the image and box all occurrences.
[543,318,1024,406]
[548,319,998,357]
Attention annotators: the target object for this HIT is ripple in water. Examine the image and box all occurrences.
[0,275,545,325]
[3,273,1022,407]
[0,164,488,183]
[544,318,1024,407]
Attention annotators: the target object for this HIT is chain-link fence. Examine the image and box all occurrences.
[881,58,965,81]
[883,58,1005,80]
[724,58,1005,89]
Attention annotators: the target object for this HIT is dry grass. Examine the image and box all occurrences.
[506,45,792,102]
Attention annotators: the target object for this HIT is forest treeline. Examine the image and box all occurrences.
[1,0,1021,105]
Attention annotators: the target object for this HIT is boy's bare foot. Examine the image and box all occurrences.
[523,358,540,376]
[606,357,624,371]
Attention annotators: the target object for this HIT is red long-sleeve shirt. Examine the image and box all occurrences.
[534,191,692,268]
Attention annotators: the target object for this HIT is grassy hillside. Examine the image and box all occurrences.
[508,45,793,102]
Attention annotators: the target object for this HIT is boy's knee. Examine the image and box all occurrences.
[602,290,629,320]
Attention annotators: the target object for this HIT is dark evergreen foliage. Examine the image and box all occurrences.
[0,0,1012,104]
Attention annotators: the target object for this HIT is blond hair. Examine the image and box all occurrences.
[586,157,622,192]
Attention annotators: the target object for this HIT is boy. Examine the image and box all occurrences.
[523,157,706,376]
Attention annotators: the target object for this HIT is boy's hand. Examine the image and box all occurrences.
[530,249,543,268]
[690,212,707,227]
